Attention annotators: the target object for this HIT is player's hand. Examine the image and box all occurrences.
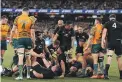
[39,53,45,58]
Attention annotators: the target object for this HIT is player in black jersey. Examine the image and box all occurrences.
[33,31,51,65]
[48,40,60,55]
[53,20,64,41]
[102,14,122,79]
[53,21,75,52]
[30,54,58,79]
[75,26,89,46]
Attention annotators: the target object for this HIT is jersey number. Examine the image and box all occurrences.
[22,23,25,30]
[112,23,117,28]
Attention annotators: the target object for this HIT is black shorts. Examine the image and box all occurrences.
[108,41,122,56]
[58,54,69,74]
[58,54,66,64]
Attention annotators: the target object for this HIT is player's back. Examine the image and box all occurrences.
[92,24,103,44]
[105,20,122,41]
[15,14,33,38]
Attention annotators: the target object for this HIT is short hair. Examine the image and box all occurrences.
[109,14,116,19]
[1,15,8,19]
[109,14,116,21]
[22,7,29,11]
[96,18,102,23]
[54,40,60,45]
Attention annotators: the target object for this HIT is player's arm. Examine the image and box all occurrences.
[53,33,59,42]
[101,28,107,48]
[85,26,95,50]
[10,19,17,44]
[44,46,52,58]
[7,25,11,36]
[30,49,43,58]
[31,24,35,47]
[101,23,108,48]
[71,29,75,49]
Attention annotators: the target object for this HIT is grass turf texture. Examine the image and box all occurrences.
[1,45,122,82]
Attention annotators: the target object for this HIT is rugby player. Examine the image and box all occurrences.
[53,21,75,52]
[102,14,122,79]
[30,54,58,79]
[33,31,51,65]
[53,20,64,38]
[0,15,10,66]
[75,26,89,46]
[75,39,87,77]
[85,18,104,79]
[56,46,69,78]
[10,7,35,80]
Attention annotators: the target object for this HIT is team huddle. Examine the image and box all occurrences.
[0,7,122,80]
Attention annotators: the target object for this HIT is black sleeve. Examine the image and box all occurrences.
[57,27,63,35]
[54,27,59,35]
[104,22,109,29]
[71,28,75,37]
[84,33,89,40]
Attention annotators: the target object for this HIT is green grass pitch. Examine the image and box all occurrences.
[1,45,122,82]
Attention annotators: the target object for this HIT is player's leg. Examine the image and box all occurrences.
[115,44,122,79]
[15,38,25,80]
[77,55,86,77]
[90,44,101,79]
[25,38,33,79]
[98,52,104,79]
[0,40,7,65]
[104,50,114,79]
[116,56,122,79]
[16,48,24,80]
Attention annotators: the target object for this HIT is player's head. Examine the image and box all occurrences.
[35,31,43,39]
[78,26,83,33]
[58,20,64,27]
[1,15,8,24]
[53,40,60,48]
[22,7,29,15]
[94,18,102,25]
[65,21,72,29]
[109,14,116,21]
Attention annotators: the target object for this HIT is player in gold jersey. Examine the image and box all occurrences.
[10,7,35,80]
[85,18,104,79]
[0,15,10,65]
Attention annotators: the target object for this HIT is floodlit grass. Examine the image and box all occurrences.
[1,45,122,82]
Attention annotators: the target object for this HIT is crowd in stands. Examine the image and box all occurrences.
[2,0,122,9]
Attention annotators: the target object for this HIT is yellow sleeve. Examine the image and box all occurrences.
[90,26,96,36]
[14,17,19,26]
[29,16,36,24]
